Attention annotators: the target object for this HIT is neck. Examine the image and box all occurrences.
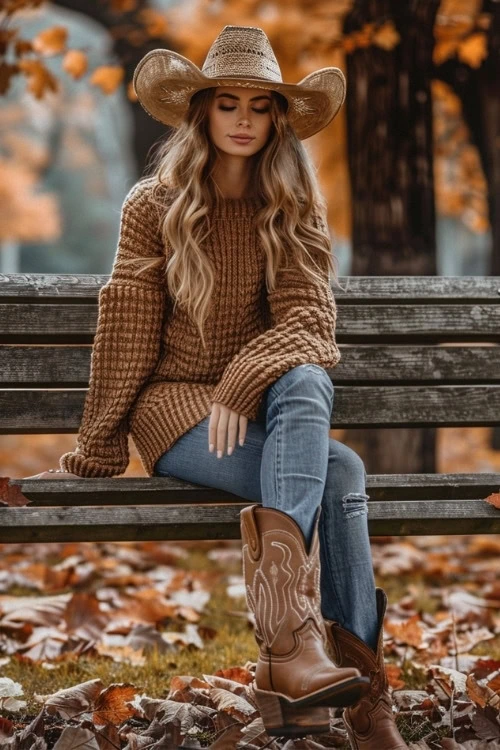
[212,154,254,199]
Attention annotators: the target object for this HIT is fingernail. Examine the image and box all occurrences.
[228,446,233,456]
[209,444,214,452]
[217,450,222,458]
[239,439,244,446]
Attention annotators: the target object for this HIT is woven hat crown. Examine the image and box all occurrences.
[132,24,346,140]
[201,25,283,82]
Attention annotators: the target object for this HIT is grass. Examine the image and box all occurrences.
[1,543,499,749]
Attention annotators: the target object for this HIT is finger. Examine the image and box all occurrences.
[239,415,248,447]
[209,403,219,452]
[216,406,230,456]
[227,410,239,455]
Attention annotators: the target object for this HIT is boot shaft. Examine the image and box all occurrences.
[240,504,327,655]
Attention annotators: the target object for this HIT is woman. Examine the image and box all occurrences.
[31,25,407,748]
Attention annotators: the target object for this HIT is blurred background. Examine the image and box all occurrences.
[1,0,499,478]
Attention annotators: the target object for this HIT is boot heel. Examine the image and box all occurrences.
[254,688,330,737]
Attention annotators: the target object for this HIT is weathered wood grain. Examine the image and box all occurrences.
[0,499,497,543]
[2,345,499,386]
[2,304,500,343]
[10,473,500,506]
[2,274,500,301]
[1,386,498,432]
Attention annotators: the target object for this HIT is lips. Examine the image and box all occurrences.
[230,136,254,143]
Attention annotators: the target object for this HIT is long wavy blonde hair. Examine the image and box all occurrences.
[123,86,338,350]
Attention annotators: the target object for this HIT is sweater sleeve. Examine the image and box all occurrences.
[211,206,340,421]
[59,181,167,477]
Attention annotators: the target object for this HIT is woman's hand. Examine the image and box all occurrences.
[22,470,81,479]
[209,402,247,457]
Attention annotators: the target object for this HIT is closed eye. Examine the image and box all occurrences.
[218,105,270,114]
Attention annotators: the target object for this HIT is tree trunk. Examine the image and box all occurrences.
[434,1,500,449]
[343,0,439,473]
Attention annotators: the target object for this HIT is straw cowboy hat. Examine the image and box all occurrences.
[133,24,346,140]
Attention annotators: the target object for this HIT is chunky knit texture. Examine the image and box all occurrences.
[59,178,341,477]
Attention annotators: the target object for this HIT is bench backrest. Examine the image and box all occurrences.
[1,274,499,434]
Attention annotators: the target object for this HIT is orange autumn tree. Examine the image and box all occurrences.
[0,0,170,242]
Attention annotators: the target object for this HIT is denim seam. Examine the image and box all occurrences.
[274,397,282,511]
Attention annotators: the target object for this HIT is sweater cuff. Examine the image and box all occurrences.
[59,451,127,478]
[211,377,263,422]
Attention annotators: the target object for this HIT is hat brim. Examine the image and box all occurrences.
[133,48,346,140]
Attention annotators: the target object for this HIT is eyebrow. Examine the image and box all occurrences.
[215,93,272,102]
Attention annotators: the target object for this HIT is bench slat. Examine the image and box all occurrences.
[10,473,500,506]
[1,345,499,387]
[2,304,499,343]
[1,274,500,302]
[1,386,499,432]
[0,499,498,543]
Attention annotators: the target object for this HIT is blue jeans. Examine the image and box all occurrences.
[153,364,379,651]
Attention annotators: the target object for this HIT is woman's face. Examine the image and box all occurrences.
[207,86,273,157]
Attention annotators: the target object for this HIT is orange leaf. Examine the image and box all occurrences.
[214,666,254,685]
[127,80,138,102]
[90,65,124,94]
[93,684,138,726]
[386,664,405,689]
[138,9,169,38]
[62,49,88,79]
[385,614,426,648]
[434,39,458,66]
[458,32,488,69]
[32,26,67,56]
[18,59,58,98]
[466,673,496,708]
[372,22,400,51]
[485,492,500,509]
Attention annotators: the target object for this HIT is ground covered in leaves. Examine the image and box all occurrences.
[0,535,499,749]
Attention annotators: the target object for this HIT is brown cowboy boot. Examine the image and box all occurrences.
[240,504,370,737]
[323,587,409,749]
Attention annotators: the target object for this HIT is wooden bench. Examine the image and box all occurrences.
[1,274,499,544]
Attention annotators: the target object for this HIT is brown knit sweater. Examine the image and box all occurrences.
[59,178,341,477]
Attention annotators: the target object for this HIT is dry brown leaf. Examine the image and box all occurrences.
[385,614,427,648]
[485,492,500,509]
[93,683,138,726]
[209,687,258,721]
[0,478,30,507]
[0,62,19,96]
[62,49,88,79]
[14,38,34,56]
[208,724,244,750]
[41,678,104,719]
[386,663,405,689]
[466,672,495,708]
[170,675,210,692]
[32,26,68,56]
[213,666,255,685]
[18,58,59,98]
[51,725,99,749]
[89,65,124,94]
